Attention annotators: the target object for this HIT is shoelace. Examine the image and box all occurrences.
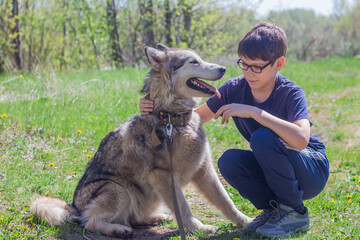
[267,200,289,224]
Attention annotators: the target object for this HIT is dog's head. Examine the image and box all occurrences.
[142,44,225,104]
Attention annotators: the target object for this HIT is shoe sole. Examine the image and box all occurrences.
[259,222,310,238]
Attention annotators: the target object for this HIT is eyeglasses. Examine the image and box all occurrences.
[236,59,273,73]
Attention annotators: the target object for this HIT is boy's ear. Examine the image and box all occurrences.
[275,56,285,71]
[144,46,167,71]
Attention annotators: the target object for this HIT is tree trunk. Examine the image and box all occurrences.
[164,0,172,46]
[0,56,4,73]
[11,0,22,71]
[138,0,155,47]
[60,0,68,71]
[24,0,33,72]
[179,0,192,47]
[107,0,123,67]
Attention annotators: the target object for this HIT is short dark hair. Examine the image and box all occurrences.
[237,22,287,62]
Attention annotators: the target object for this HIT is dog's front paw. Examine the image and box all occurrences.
[233,213,254,226]
[246,217,255,224]
[184,217,217,233]
[201,224,218,233]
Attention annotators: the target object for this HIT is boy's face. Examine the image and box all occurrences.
[239,56,285,92]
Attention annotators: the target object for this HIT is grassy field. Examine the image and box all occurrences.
[0,57,359,239]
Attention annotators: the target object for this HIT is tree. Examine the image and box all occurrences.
[179,0,193,47]
[268,9,335,61]
[138,0,155,47]
[164,0,172,46]
[107,0,123,67]
[334,0,360,56]
[11,0,22,70]
[0,0,13,73]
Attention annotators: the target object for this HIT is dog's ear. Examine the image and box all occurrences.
[144,46,167,71]
[156,43,169,52]
[140,72,151,94]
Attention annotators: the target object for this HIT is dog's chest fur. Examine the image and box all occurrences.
[124,112,207,175]
[73,111,207,203]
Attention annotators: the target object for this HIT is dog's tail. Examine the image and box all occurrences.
[30,196,75,226]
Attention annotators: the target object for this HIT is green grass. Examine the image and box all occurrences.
[1,57,360,239]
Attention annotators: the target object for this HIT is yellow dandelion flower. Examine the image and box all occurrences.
[348,200,352,203]
[19,75,24,79]
[233,238,240,240]
[57,137,63,141]
[73,172,78,175]
[26,218,32,222]
[2,114,7,117]
[87,154,92,158]
[49,163,55,167]
[77,129,82,134]
[0,115,2,118]
[347,195,352,198]
[0,217,3,221]
[45,152,50,155]
[358,179,360,183]
[341,176,345,179]
[345,111,349,115]
[331,198,336,203]
[24,226,30,231]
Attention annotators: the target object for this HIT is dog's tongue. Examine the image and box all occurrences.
[194,79,221,98]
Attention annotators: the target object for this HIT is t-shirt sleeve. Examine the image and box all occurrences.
[287,88,312,125]
[206,81,228,114]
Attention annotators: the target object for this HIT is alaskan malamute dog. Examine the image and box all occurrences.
[30,44,251,237]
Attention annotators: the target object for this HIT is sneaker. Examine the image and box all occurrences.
[256,201,310,238]
[243,208,273,233]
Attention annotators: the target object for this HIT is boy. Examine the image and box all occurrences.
[139,22,329,238]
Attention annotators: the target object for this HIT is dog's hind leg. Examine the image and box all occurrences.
[85,218,133,238]
[191,148,252,226]
[81,183,134,238]
[148,169,217,233]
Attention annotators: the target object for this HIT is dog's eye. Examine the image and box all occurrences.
[189,60,199,64]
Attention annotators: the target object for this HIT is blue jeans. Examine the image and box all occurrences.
[218,128,329,209]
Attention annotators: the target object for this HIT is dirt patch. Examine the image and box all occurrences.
[60,225,177,240]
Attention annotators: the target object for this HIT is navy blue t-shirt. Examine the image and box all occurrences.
[206,73,326,155]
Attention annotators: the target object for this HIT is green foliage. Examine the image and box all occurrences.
[1,0,360,73]
[0,0,16,72]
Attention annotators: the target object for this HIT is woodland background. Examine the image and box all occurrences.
[0,0,359,73]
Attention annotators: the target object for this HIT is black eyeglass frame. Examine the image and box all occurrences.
[236,58,273,73]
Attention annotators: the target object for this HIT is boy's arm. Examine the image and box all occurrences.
[251,109,310,150]
[195,103,215,124]
[139,96,215,125]
[214,104,310,150]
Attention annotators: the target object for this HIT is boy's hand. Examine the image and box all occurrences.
[139,94,154,115]
[214,104,257,124]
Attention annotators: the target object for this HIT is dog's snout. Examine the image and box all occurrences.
[219,67,226,73]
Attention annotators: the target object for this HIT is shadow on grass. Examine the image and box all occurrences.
[57,222,180,240]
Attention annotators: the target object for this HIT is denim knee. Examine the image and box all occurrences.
[217,149,237,179]
[250,128,279,156]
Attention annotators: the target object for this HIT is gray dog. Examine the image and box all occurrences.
[30,44,251,237]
